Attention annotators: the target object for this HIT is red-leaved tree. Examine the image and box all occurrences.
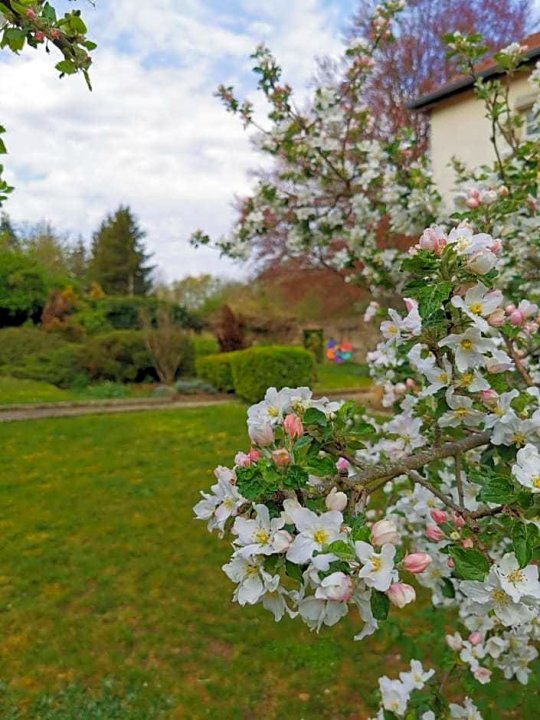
[350,0,534,148]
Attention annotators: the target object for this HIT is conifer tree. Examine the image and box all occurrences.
[89,206,154,296]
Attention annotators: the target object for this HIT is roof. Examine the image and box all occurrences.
[409,32,540,111]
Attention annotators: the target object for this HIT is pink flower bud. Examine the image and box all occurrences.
[447,557,455,568]
[234,451,252,468]
[510,309,524,326]
[446,632,463,651]
[271,449,291,467]
[272,529,293,553]
[387,582,416,608]
[336,456,349,473]
[505,304,516,314]
[473,667,492,685]
[498,185,509,197]
[487,309,505,327]
[480,388,498,404]
[248,448,261,462]
[249,422,274,447]
[451,512,465,528]
[35,31,45,42]
[466,197,480,209]
[403,552,432,574]
[26,8,37,20]
[462,538,474,549]
[50,28,62,40]
[425,525,445,542]
[325,487,348,512]
[430,509,447,525]
[371,519,400,546]
[468,631,482,645]
[489,239,502,255]
[405,378,417,390]
[283,413,304,439]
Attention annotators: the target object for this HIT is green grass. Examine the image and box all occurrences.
[0,407,536,719]
[315,362,372,391]
[0,377,152,405]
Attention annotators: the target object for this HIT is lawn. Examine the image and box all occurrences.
[0,406,536,719]
[315,362,372,391]
[0,377,153,405]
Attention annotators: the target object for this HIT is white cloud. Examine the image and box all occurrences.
[0,0,352,281]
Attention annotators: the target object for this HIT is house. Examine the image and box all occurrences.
[409,33,540,205]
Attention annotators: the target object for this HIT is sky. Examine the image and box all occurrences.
[0,0,356,282]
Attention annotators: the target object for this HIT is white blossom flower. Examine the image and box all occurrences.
[399,659,435,690]
[355,541,396,591]
[297,596,349,631]
[448,697,483,719]
[451,283,503,332]
[439,328,493,372]
[439,391,484,428]
[378,676,410,717]
[460,567,534,627]
[314,571,353,602]
[222,555,279,605]
[495,553,540,603]
[286,507,345,564]
[512,444,540,493]
[232,504,286,557]
[193,466,245,534]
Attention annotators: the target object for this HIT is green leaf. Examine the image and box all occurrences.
[1,28,26,52]
[283,464,308,491]
[448,547,490,581]
[325,540,355,562]
[440,577,456,598]
[55,59,78,76]
[415,281,453,319]
[349,515,370,542]
[285,560,304,582]
[477,475,517,504]
[302,407,328,427]
[512,523,531,568]
[370,590,390,621]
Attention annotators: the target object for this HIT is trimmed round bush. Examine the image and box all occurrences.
[195,352,238,393]
[193,333,219,358]
[231,346,316,403]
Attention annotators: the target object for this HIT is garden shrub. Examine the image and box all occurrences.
[77,330,156,383]
[195,352,238,393]
[192,333,219,358]
[9,344,83,388]
[0,327,67,368]
[231,345,315,403]
[82,297,203,332]
[0,248,50,326]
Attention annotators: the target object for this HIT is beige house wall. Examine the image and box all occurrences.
[428,75,537,206]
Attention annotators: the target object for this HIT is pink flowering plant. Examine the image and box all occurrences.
[194,2,539,716]
[195,223,540,717]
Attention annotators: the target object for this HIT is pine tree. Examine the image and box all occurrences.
[89,206,154,296]
[67,237,89,284]
[0,212,18,249]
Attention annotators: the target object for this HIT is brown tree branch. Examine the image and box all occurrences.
[348,431,492,488]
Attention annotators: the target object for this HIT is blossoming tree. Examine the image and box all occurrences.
[0,0,95,203]
[194,2,539,717]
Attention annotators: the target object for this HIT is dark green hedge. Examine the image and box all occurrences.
[195,352,238,393]
[197,346,315,401]
[231,346,315,403]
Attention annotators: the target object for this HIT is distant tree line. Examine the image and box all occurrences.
[0,205,155,326]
